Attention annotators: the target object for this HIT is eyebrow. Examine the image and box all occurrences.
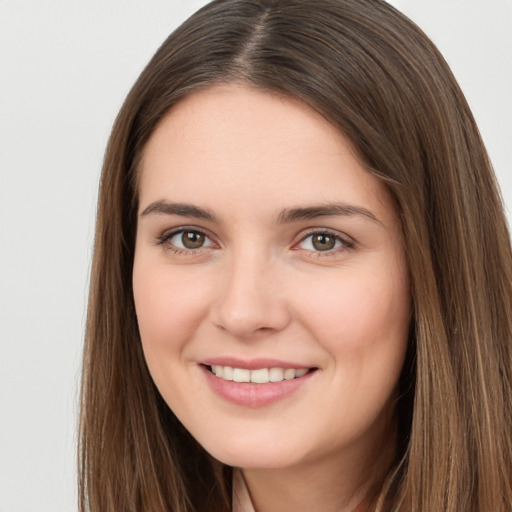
[140,200,218,222]
[140,200,381,225]
[277,203,382,225]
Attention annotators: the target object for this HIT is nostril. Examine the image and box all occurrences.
[255,326,272,333]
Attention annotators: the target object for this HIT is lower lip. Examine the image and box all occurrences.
[202,366,315,408]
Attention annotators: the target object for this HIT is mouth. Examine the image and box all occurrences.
[206,364,314,383]
[200,358,318,407]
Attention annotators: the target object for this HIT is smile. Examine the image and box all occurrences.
[202,361,317,407]
[210,365,309,383]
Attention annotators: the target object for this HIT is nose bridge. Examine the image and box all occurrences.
[212,246,290,337]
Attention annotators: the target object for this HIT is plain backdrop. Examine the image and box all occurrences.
[0,1,510,511]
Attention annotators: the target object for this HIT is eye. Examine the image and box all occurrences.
[297,231,353,253]
[161,229,215,251]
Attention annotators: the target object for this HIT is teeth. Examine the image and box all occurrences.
[269,367,284,382]
[250,368,269,383]
[283,368,296,380]
[210,365,310,383]
[233,368,251,382]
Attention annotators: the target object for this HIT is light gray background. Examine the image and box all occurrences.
[0,1,510,511]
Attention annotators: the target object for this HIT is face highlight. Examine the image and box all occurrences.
[132,84,411,477]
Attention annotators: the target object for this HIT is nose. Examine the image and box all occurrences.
[210,255,291,339]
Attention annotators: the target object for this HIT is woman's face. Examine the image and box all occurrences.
[133,84,411,473]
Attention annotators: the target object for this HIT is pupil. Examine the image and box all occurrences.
[313,234,335,251]
[182,231,205,249]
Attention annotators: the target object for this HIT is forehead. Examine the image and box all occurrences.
[138,84,394,222]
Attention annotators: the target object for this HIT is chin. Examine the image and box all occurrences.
[197,432,304,470]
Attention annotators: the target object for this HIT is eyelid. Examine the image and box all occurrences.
[155,225,355,256]
[293,227,356,254]
[157,225,218,252]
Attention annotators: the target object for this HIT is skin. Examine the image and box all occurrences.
[133,84,411,512]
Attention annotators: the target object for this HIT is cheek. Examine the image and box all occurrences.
[293,263,411,380]
[132,260,211,358]
[300,275,408,338]
[296,266,410,425]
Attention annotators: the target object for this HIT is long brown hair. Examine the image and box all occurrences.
[79,1,512,510]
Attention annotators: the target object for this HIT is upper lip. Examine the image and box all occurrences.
[201,357,313,370]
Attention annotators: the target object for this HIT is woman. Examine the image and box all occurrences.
[79,0,512,510]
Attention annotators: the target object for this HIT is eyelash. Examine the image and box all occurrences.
[295,229,355,256]
[156,227,216,255]
[156,227,355,257]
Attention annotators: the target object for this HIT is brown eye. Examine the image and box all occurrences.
[165,229,214,251]
[297,231,347,253]
[182,231,205,249]
[312,234,336,251]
